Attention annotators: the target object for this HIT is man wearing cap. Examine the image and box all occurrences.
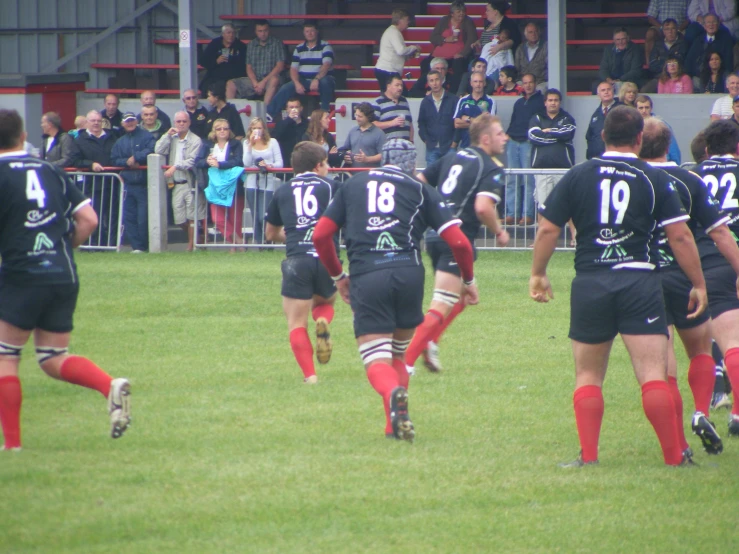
[312,138,477,443]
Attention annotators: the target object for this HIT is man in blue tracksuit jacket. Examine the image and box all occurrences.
[417,69,457,166]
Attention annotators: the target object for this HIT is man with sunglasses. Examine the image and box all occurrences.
[182,89,209,141]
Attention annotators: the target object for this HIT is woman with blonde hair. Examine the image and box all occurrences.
[302,110,341,166]
[617,82,639,106]
[243,117,283,244]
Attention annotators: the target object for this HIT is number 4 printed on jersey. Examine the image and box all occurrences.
[26,170,46,208]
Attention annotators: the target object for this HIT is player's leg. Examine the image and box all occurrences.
[283,297,317,383]
[711,339,732,410]
[358,332,403,438]
[0,320,31,450]
[665,327,692,456]
[389,328,415,441]
[710,308,739,436]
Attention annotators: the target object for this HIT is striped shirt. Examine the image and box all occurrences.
[372,94,413,141]
[247,35,285,81]
[291,40,334,79]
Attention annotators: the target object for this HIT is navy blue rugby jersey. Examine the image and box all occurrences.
[0,152,89,285]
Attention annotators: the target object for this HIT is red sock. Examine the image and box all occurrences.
[367,362,400,435]
[667,376,690,453]
[405,309,444,366]
[0,376,22,449]
[311,304,334,324]
[573,385,604,463]
[59,356,112,397]
[724,348,739,416]
[687,354,715,415]
[392,358,409,390]
[642,380,683,465]
[430,301,465,344]
[289,328,315,379]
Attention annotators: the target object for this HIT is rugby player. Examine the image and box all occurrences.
[0,110,131,450]
[312,139,476,441]
[531,106,707,466]
[405,113,510,373]
[265,142,339,384]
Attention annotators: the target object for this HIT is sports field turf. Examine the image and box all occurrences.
[1,250,738,553]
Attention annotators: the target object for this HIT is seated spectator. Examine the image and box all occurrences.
[272,97,309,168]
[243,117,283,245]
[136,91,171,131]
[372,73,414,142]
[685,14,734,79]
[635,95,681,163]
[205,81,245,140]
[481,28,514,88]
[68,115,87,139]
[199,23,247,99]
[375,9,421,94]
[226,19,285,109]
[40,112,77,168]
[195,118,245,248]
[100,94,123,137]
[340,102,385,168]
[453,71,496,149]
[267,22,335,120]
[645,2,689,64]
[514,21,548,92]
[495,65,524,95]
[658,57,694,93]
[686,0,739,39]
[472,2,521,62]
[699,51,729,93]
[618,81,639,106]
[302,109,340,166]
[710,74,739,120]
[456,58,496,96]
[139,105,167,141]
[597,27,645,93]
[644,18,688,91]
[409,57,452,98]
[182,88,209,141]
[418,70,457,165]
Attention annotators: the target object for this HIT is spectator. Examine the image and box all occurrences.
[182,88,209,141]
[730,96,739,126]
[645,18,688,90]
[710,74,739,119]
[198,23,247,98]
[100,94,123,137]
[457,58,496,96]
[139,105,166,142]
[514,21,548,92]
[272,97,309,168]
[226,19,285,109]
[418,69,457,165]
[699,51,729,93]
[658,56,694,93]
[267,22,335,120]
[302,109,339,166]
[481,28,514,88]
[40,112,77,168]
[243,117,283,245]
[68,115,87,139]
[691,129,708,163]
[375,9,421,94]
[372,74,414,142]
[645,2,689,65]
[472,2,522,62]
[136,91,171,131]
[111,112,156,253]
[585,81,619,159]
[495,65,524,95]
[597,27,646,93]
[505,73,544,225]
[685,13,734,79]
[196,118,245,248]
[635,94,682,164]
[204,81,245,140]
[340,102,386,168]
[154,111,204,252]
[618,81,639,106]
[687,0,739,39]
[453,71,496,149]
[409,57,452,98]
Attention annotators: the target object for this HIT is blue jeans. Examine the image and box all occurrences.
[123,184,148,251]
[267,76,336,117]
[425,147,445,167]
[246,188,273,244]
[505,140,534,220]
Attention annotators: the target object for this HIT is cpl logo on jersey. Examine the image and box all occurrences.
[366,216,399,231]
[296,216,313,228]
[25,209,57,228]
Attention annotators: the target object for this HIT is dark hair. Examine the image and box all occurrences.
[499,65,517,81]
[291,141,328,173]
[662,18,678,27]
[427,69,442,81]
[603,105,644,147]
[639,117,672,159]
[659,56,685,84]
[303,21,318,30]
[488,2,510,15]
[254,19,269,28]
[635,94,653,109]
[700,51,725,89]
[0,109,23,150]
[286,97,303,107]
[544,88,562,101]
[691,130,708,163]
[704,120,739,156]
[354,102,375,122]
[207,81,227,102]
[613,26,628,36]
[472,57,488,68]
[385,73,403,89]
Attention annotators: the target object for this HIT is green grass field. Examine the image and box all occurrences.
[1,250,738,554]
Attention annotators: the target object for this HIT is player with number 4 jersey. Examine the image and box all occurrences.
[265,142,340,384]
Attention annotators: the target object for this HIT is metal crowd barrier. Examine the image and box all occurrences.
[67,171,126,251]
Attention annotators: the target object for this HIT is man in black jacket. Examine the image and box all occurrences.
[586,82,619,160]
[685,13,733,80]
[272,97,309,169]
[596,27,646,93]
[199,23,247,99]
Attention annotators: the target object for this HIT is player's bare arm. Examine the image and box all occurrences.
[473,194,509,246]
[664,221,707,318]
[265,222,286,243]
[529,216,558,302]
[72,204,99,247]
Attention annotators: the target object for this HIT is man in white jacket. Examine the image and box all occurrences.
[374,9,420,93]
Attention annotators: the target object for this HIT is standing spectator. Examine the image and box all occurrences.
[645,2,689,65]
[111,112,156,253]
[418,70,457,165]
[154,111,204,252]
[375,9,421,94]
[302,109,340,166]
[226,19,285,110]
[198,23,247,99]
[495,65,524,95]
[457,58,496,96]
[453,71,496,149]
[182,88,209,141]
[340,102,386,168]
[597,28,646,93]
[729,96,739,126]
[685,14,734,79]
[687,0,739,38]
[710,74,739,119]
[618,82,639,107]
[100,94,123,137]
[372,74,414,142]
[204,81,245,140]
[136,91,171,131]
[645,18,688,90]
[40,112,77,168]
[586,82,619,160]
[658,57,694,93]
[481,29,514,88]
[514,22,548,92]
[139,105,166,142]
[243,117,283,245]
[699,51,729,93]
[267,22,335,119]
[409,58,453,98]
[635,94,681,164]
[69,115,87,139]
[272,97,309,169]
[505,73,544,225]
[472,2,522,62]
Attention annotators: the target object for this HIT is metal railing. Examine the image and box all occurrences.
[67,171,126,251]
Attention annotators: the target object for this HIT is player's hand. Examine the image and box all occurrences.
[463,282,479,305]
[686,286,708,319]
[495,229,510,247]
[337,277,351,304]
[529,275,553,303]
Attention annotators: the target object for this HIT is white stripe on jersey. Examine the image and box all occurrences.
[660,214,690,226]
[705,216,731,234]
[437,218,463,235]
[613,261,656,270]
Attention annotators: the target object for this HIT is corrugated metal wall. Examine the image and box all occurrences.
[0,0,305,86]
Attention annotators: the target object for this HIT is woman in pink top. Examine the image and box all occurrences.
[658,57,694,94]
